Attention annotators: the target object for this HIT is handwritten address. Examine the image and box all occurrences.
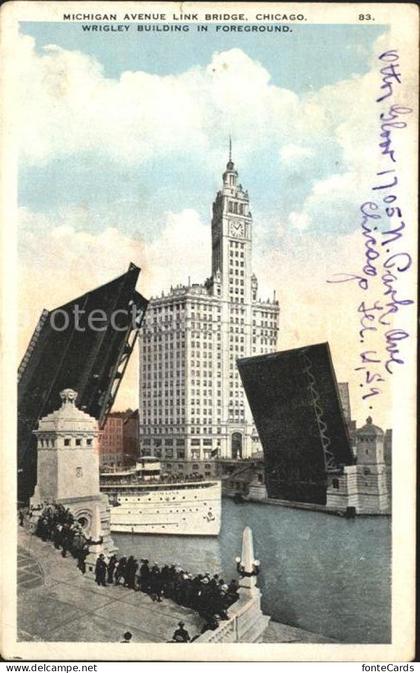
[328,49,414,406]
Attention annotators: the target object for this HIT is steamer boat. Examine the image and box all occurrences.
[100,456,221,536]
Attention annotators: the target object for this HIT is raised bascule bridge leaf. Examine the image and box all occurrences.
[237,343,354,506]
[18,263,148,502]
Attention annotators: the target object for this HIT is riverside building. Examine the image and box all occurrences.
[98,409,139,468]
[139,151,280,460]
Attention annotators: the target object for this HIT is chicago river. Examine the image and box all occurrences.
[115,499,391,644]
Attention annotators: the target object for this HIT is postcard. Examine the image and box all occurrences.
[0,0,417,663]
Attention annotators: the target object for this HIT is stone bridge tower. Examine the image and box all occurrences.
[31,388,115,556]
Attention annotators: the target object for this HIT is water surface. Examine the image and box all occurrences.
[114,498,391,643]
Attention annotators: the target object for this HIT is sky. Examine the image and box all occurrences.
[15,19,410,428]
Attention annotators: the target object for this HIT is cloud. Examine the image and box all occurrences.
[18,206,210,409]
[19,205,210,317]
[288,211,311,231]
[13,37,286,166]
[14,34,207,166]
[13,33,388,177]
[292,172,364,236]
[279,144,315,164]
[15,29,406,242]
[273,28,416,236]
[253,229,396,429]
[16,28,410,173]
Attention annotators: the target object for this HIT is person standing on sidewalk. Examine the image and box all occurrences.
[95,554,107,587]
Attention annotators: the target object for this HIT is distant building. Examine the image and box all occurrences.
[327,416,389,514]
[123,409,140,462]
[337,382,351,423]
[384,429,392,504]
[337,381,357,454]
[220,458,266,500]
[159,457,266,499]
[98,409,139,468]
[138,151,279,461]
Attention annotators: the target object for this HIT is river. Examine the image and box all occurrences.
[113,498,391,643]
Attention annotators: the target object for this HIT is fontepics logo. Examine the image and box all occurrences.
[49,303,143,332]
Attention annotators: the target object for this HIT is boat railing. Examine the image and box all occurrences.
[100,474,215,486]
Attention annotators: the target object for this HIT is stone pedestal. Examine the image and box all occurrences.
[197,526,270,642]
[236,526,270,641]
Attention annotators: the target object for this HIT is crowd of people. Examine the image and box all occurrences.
[94,553,240,622]
[26,503,241,640]
[29,502,103,571]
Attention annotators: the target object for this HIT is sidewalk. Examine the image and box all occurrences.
[263,621,335,643]
[18,528,204,643]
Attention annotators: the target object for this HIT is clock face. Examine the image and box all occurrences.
[230,220,245,238]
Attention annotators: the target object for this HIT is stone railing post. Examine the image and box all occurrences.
[196,527,270,643]
[234,526,270,642]
[235,526,260,591]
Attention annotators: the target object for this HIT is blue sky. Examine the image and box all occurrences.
[19,21,385,248]
[21,22,384,90]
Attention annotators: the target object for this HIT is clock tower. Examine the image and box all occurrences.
[208,142,262,459]
[211,144,252,303]
[139,142,279,464]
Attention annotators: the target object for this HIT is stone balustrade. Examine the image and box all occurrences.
[196,526,270,643]
[196,590,269,643]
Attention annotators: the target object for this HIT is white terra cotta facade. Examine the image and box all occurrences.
[139,154,280,462]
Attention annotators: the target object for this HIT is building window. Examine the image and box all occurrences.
[332,478,339,490]
[75,439,82,447]
[64,438,71,447]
